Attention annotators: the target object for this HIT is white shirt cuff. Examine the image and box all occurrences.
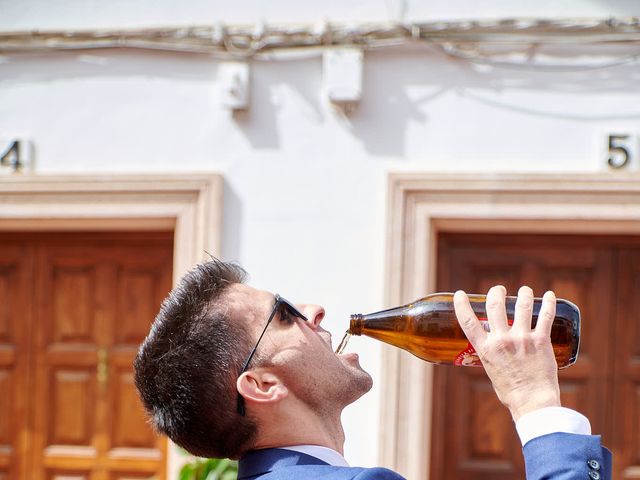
[515,406,592,446]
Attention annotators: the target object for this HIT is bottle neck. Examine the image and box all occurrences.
[349,314,364,335]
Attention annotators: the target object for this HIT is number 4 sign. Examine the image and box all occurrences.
[0,139,34,173]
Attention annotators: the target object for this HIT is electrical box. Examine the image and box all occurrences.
[323,48,363,107]
[219,61,250,110]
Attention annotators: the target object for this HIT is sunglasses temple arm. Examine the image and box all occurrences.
[236,298,281,416]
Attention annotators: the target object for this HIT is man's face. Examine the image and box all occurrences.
[225,283,373,414]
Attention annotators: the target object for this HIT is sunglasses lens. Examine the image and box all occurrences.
[282,299,307,320]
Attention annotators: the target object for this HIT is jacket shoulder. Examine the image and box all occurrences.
[250,465,405,480]
[352,467,406,479]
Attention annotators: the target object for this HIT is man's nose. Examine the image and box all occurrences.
[298,304,325,328]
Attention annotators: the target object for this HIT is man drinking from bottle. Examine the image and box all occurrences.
[134,259,611,479]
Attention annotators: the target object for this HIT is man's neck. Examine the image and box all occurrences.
[252,406,346,454]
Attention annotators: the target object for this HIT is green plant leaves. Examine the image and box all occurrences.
[179,456,238,480]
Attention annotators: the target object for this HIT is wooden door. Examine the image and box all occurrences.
[613,249,640,479]
[0,232,173,480]
[431,234,634,480]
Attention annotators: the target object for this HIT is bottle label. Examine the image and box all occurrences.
[454,319,508,367]
[454,343,483,367]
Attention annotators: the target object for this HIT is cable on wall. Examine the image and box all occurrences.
[1,17,639,59]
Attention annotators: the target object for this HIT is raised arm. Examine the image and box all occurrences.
[454,285,611,480]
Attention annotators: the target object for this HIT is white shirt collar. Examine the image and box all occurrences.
[279,445,350,467]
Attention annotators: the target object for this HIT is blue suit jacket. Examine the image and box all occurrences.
[239,433,612,479]
[238,449,404,479]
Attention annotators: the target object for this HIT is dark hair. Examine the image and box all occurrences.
[134,259,256,459]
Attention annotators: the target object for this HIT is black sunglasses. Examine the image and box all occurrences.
[237,294,308,416]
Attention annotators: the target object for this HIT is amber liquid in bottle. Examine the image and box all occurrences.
[346,293,580,369]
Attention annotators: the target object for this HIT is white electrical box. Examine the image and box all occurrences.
[219,61,250,110]
[323,48,363,106]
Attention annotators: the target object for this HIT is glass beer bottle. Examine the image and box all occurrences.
[341,293,580,369]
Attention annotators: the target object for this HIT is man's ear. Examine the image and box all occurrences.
[237,369,288,407]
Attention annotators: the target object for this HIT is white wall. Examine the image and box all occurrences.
[2,0,640,29]
[2,0,640,471]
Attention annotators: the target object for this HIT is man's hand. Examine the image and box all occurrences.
[454,285,561,422]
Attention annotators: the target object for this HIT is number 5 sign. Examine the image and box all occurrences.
[606,134,638,170]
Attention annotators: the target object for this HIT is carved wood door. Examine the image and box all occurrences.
[613,248,640,479]
[431,233,636,480]
[0,232,173,480]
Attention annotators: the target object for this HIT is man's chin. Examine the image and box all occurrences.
[350,368,373,397]
[339,352,372,383]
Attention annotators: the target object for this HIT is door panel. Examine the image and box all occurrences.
[106,257,172,474]
[34,249,107,480]
[432,234,614,480]
[0,243,32,480]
